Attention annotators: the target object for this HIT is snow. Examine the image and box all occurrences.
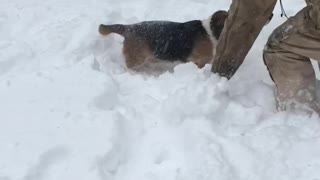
[1,0,320,180]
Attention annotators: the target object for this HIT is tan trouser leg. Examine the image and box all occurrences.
[212,0,276,79]
[264,7,320,113]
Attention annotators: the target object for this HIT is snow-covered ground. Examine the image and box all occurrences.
[1,0,320,180]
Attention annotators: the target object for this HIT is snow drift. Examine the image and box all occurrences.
[1,0,320,180]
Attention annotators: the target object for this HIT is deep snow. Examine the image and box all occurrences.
[1,0,320,180]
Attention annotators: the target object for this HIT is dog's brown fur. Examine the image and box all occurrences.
[190,36,214,68]
[123,38,154,69]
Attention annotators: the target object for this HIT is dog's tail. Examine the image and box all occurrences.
[99,24,126,36]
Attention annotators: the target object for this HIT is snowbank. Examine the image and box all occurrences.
[1,0,320,180]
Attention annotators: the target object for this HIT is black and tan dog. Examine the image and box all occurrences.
[99,10,228,70]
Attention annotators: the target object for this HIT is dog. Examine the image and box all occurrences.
[99,11,272,70]
[99,10,228,70]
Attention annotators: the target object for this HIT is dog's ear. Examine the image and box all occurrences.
[210,10,228,39]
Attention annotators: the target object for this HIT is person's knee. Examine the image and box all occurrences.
[263,42,277,66]
[262,24,285,66]
[263,44,277,82]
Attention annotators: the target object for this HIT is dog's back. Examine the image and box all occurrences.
[132,21,208,61]
[100,20,208,61]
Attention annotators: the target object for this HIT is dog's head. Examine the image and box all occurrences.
[209,10,229,39]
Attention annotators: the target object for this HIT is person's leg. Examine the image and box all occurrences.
[264,7,320,113]
[212,0,276,79]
